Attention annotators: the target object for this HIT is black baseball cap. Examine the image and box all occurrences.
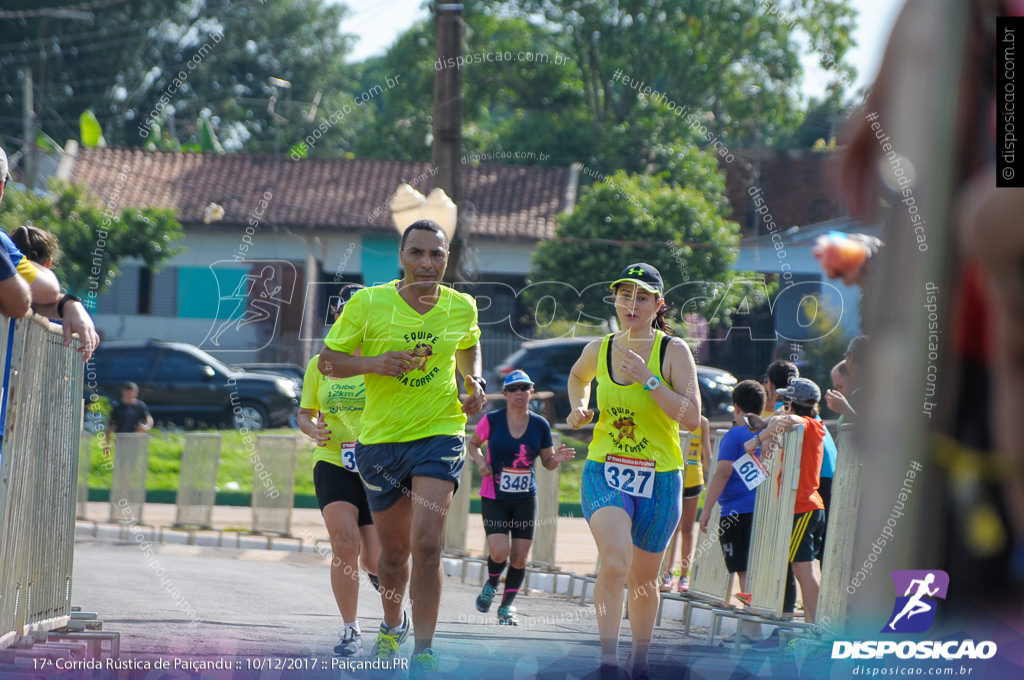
[610,262,664,295]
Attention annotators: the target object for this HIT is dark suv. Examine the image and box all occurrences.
[88,341,298,430]
[489,337,737,421]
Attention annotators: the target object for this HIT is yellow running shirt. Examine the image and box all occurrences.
[300,354,364,469]
[588,332,685,473]
[684,422,704,487]
[324,281,481,445]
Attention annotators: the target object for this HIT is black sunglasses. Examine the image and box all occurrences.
[504,384,531,393]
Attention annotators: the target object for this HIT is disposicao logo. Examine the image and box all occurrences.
[882,569,948,634]
[832,569,997,661]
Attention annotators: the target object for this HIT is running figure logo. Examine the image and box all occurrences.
[882,570,949,634]
[612,416,637,443]
[408,342,433,372]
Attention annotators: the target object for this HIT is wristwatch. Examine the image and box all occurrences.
[57,293,82,317]
[643,375,661,391]
[470,375,487,390]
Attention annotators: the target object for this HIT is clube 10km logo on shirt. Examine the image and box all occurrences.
[831,570,997,660]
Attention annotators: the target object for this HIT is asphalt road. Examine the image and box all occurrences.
[68,536,831,679]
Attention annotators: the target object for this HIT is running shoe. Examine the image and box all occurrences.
[599,663,626,680]
[631,665,651,680]
[752,628,784,653]
[333,626,363,657]
[409,648,439,679]
[659,573,677,592]
[734,592,752,606]
[677,577,690,593]
[371,611,410,662]
[476,583,497,613]
[497,605,519,626]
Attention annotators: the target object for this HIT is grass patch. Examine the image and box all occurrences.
[85,430,592,504]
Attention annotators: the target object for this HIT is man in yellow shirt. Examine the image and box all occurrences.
[319,220,484,677]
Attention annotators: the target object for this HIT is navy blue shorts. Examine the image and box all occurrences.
[354,435,465,513]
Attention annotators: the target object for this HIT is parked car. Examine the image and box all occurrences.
[232,362,304,394]
[88,340,298,430]
[489,337,737,422]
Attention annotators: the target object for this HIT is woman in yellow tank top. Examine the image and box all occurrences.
[567,263,701,680]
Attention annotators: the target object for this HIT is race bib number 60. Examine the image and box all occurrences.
[341,442,359,473]
[604,455,655,498]
[499,467,532,493]
[732,453,768,490]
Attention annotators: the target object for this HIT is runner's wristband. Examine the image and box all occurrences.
[57,293,82,317]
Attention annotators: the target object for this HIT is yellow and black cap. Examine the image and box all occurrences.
[610,262,664,296]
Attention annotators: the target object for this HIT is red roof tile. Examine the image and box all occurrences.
[68,148,573,240]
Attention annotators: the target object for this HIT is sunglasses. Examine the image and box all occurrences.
[504,384,531,393]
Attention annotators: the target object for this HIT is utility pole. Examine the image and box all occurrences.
[431,3,464,282]
[22,71,35,190]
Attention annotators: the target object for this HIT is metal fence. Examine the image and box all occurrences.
[685,429,734,606]
[0,315,85,648]
[174,433,222,529]
[744,425,806,619]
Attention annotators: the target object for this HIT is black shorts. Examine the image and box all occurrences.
[683,484,703,499]
[481,496,538,541]
[790,509,825,563]
[719,511,753,574]
[313,461,373,527]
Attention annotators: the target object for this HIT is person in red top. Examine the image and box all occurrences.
[744,377,825,644]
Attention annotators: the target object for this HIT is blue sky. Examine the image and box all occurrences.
[337,0,905,101]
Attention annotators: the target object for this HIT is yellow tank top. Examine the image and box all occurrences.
[588,331,684,473]
[684,423,704,487]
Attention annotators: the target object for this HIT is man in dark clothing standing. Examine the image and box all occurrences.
[107,382,153,435]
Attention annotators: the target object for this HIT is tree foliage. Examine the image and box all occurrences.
[0,0,356,151]
[0,182,183,297]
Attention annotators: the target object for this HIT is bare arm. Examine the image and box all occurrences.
[700,416,712,484]
[297,407,332,447]
[699,459,734,533]
[540,442,576,470]
[566,339,601,429]
[456,343,484,415]
[466,430,491,477]
[318,346,411,379]
[33,299,100,360]
[0,275,30,318]
[26,263,60,305]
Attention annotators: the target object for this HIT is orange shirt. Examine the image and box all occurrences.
[790,415,825,514]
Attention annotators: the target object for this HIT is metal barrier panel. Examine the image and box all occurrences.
[0,316,84,647]
[175,433,222,529]
[532,431,562,567]
[251,434,297,536]
[108,434,150,524]
[817,424,860,634]
[77,431,91,519]
[686,429,733,605]
[745,425,805,618]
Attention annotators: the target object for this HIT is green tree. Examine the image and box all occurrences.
[528,170,761,331]
[489,0,857,147]
[0,0,357,151]
[0,182,183,299]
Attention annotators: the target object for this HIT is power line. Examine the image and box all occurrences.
[0,0,134,20]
